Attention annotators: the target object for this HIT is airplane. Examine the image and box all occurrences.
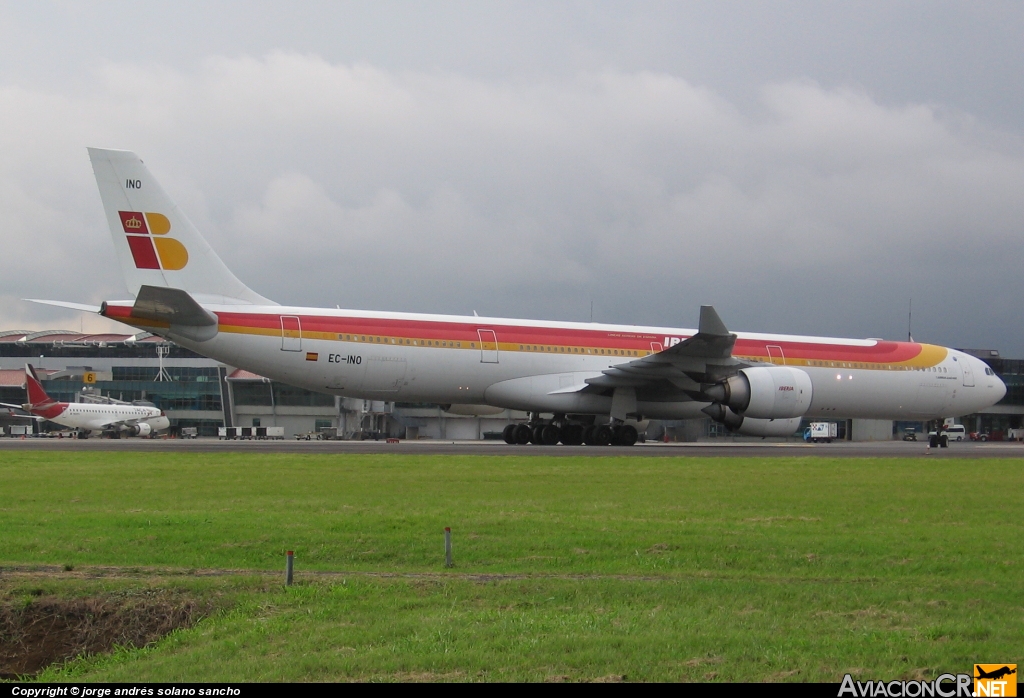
[975,666,1016,681]
[0,364,170,438]
[26,148,1007,446]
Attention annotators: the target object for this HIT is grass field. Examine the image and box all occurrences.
[1,452,1021,682]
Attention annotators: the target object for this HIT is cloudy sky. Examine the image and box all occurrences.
[2,2,1022,353]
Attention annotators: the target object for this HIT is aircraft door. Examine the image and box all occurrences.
[281,316,302,351]
[961,358,975,387]
[477,329,499,363]
[767,345,786,365]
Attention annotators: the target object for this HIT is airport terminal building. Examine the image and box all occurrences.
[0,329,521,439]
[1,329,1021,440]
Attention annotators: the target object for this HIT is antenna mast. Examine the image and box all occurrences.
[907,299,913,342]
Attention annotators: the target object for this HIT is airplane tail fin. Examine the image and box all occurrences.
[24,364,56,407]
[87,148,275,306]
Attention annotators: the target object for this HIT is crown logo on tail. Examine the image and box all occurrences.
[118,211,188,270]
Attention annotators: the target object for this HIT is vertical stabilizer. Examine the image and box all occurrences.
[24,365,55,407]
[87,148,275,306]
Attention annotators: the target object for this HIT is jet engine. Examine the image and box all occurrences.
[703,366,812,420]
[701,404,802,437]
[125,422,153,437]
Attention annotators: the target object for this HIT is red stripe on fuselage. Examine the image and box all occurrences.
[102,302,930,365]
[210,310,927,364]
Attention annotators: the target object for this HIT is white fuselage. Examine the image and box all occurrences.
[105,302,1007,421]
[32,401,170,434]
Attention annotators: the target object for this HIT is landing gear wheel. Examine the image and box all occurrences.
[594,425,613,446]
[617,424,638,446]
[582,425,597,445]
[541,424,561,445]
[531,425,545,444]
[561,424,584,446]
[513,424,532,445]
[502,424,517,444]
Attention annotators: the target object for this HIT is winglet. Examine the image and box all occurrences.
[699,305,730,336]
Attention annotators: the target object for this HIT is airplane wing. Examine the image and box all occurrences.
[572,306,755,399]
[0,404,44,420]
[75,417,135,431]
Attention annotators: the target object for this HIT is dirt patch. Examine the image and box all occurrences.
[0,590,214,679]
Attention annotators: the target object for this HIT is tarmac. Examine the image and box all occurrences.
[1,437,1022,458]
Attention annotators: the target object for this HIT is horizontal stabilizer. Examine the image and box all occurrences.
[24,299,102,313]
[130,285,218,327]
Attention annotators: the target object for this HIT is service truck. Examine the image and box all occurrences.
[803,422,837,443]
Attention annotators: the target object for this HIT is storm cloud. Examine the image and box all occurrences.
[1,3,1022,353]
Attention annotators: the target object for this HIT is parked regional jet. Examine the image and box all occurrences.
[28,149,1007,445]
[0,364,170,438]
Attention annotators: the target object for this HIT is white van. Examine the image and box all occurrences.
[930,424,967,442]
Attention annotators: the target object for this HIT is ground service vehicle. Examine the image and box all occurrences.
[803,422,837,443]
[930,424,967,442]
[219,426,284,440]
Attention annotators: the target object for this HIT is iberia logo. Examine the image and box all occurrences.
[975,665,1017,697]
[118,211,188,271]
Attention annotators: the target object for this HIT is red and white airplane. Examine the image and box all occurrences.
[28,149,1007,445]
[0,364,170,438]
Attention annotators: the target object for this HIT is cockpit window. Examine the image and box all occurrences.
[985,367,994,376]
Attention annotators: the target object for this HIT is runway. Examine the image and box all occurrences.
[2,437,1022,458]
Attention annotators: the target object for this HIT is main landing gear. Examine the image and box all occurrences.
[501,418,638,446]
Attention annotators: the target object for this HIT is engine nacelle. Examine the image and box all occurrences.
[733,415,803,437]
[125,422,153,437]
[701,404,802,436]
[705,366,812,419]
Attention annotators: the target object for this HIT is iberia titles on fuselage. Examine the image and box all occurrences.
[28,149,1006,445]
